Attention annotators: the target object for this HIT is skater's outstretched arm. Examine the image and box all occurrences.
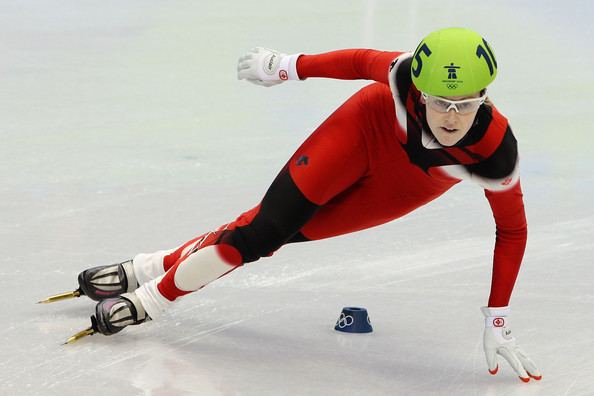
[237,47,403,86]
[296,49,403,84]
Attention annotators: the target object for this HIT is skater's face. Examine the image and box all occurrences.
[422,91,485,147]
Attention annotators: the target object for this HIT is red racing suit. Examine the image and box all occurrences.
[155,50,527,308]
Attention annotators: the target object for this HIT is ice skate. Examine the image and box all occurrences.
[63,292,150,344]
[39,260,139,304]
[93,292,150,335]
[77,260,139,301]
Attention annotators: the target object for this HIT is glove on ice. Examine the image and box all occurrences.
[481,306,541,382]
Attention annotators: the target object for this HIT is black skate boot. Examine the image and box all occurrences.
[77,260,139,301]
[94,292,149,336]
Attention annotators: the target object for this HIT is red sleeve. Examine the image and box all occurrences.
[296,49,403,85]
[484,181,528,307]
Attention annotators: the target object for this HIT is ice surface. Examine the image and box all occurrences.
[1,1,593,395]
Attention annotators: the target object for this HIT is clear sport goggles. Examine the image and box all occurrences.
[421,91,487,114]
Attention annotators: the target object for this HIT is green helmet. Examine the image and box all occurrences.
[411,27,498,96]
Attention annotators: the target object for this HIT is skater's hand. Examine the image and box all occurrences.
[481,306,542,382]
[237,47,301,87]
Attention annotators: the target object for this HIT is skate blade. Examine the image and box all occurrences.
[37,289,81,304]
[63,326,96,345]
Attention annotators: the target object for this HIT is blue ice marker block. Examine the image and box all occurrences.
[334,307,373,333]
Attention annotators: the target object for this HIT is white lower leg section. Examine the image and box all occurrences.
[174,245,236,292]
[135,276,172,320]
[132,249,174,285]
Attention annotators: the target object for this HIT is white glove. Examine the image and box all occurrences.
[481,306,542,382]
[237,47,301,87]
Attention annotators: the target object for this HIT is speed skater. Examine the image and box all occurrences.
[43,27,541,382]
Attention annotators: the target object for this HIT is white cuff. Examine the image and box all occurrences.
[481,306,511,317]
[135,277,172,320]
[279,53,303,81]
[132,251,171,285]
[481,306,511,327]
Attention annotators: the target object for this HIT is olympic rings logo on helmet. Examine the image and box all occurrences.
[446,83,458,89]
[336,313,354,329]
